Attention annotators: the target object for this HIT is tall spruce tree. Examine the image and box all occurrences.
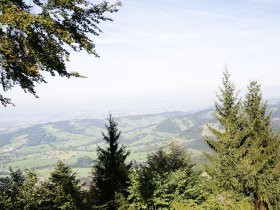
[205,69,243,191]
[236,81,280,209]
[205,73,280,209]
[90,115,131,209]
[206,69,241,151]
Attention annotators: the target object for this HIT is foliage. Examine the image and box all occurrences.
[0,167,82,209]
[89,114,131,209]
[205,70,242,190]
[0,0,121,106]
[128,143,207,209]
[31,161,85,210]
[0,168,40,209]
[236,81,280,208]
[200,193,255,210]
[73,156,94,168]
[0,72,280,209]
[205,70,280,209]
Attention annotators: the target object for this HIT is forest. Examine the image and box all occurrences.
[0,71,279,210]
[1,1,280,209]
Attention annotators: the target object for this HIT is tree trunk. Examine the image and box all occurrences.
[256,200,269,210]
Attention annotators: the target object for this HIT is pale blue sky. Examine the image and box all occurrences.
[2,0,280,116]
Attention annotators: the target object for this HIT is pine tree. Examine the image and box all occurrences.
[205,69,243,191]
[51,161,84,209]
[0,168,26,209]
[205,72,280,209]
[90,114,131,209]
[128,143,206,209]
[0,169,40,209]
[206,69,242,151]
[35,161,84,210]
[236,81,280,209]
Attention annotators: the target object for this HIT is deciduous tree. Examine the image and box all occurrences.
[0,0,121,106]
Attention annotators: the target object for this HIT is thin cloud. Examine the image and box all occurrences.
[179,8,257,22]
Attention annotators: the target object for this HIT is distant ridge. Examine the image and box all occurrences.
[0,103,279,177]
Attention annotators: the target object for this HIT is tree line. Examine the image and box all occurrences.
[0,71,280,210]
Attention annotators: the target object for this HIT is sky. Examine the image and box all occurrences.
[2,0,280,117]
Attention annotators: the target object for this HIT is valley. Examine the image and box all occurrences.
[0,103,279,178]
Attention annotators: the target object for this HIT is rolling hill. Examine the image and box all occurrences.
[0,103,279,178]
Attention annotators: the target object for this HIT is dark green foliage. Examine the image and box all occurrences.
[179,126,203,139]
[27,126,56,145]
[0,0,121,106]
[0,133,14,147]
[0,168,25,209]
[128,143,206,209]
[89,115,131,209]
[206,69,241,154]
[35,161,85,210]
[73,156,94,168]
[0,168,40,210]
[235,81,280,208]
[1,71,280,209]
[205,70,280,209]
[155,118,183,133]
[0,125,56,147]
[50,161,84,208]
[205,70,243,193]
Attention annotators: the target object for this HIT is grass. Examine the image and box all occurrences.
[49,138,93,149]
[187,148,202,156]
[64,152,96,165]
[0,110,215,178]
[174,118,188,131]
[127,151,148,161]
[10,135,28,144]
[17,144,53,155]
[38,167,93,179]
[6,158,56,169]
[72,168,92,178]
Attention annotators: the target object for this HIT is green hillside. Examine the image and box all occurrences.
[0,104,279,178]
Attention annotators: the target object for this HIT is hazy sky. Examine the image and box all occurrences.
[2,0,280,116]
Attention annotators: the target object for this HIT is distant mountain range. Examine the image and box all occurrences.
[0,103,280,178]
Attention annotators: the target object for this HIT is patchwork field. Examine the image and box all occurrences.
[0,103,279,178]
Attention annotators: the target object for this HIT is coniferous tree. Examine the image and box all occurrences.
[0,168,26,209]
[36,161,84,210]
[205,69,243,192]
[89,115,131,209]
[205,72,280,209]
[128,143,206,209]
[0,169,40,209]
[236,81,280,209]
